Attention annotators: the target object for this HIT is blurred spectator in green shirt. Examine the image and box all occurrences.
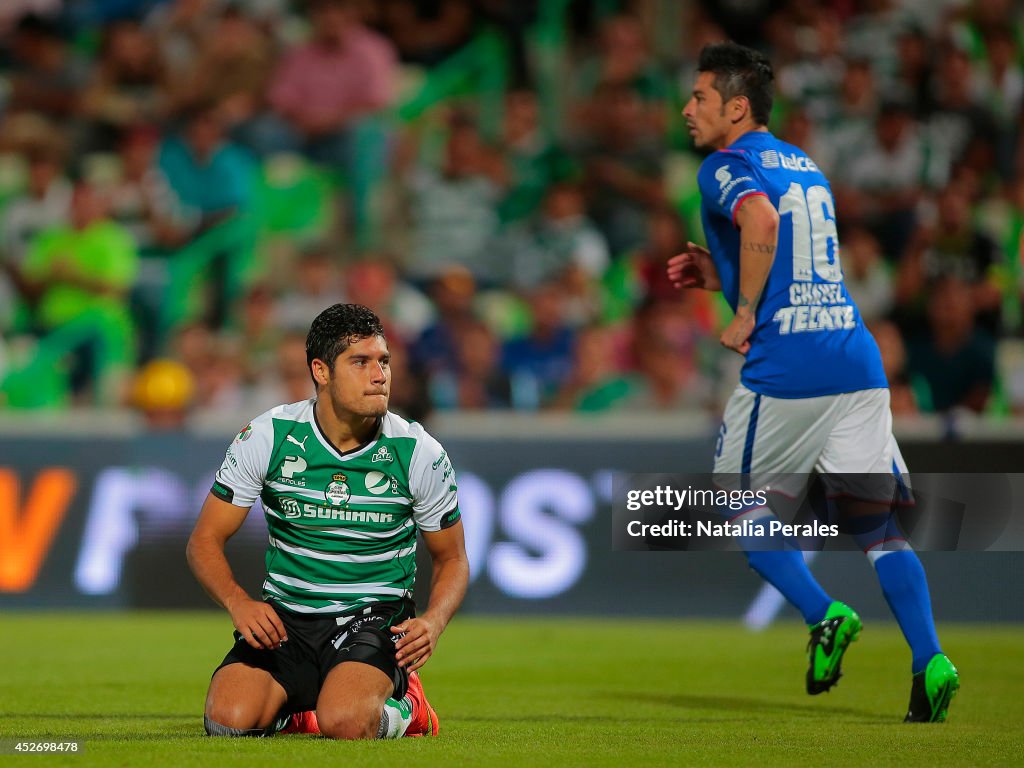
[17,181,138,402]
[22,181,137,329]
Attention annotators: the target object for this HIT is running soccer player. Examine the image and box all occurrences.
[187,304,468,739]
[668,42,959,722]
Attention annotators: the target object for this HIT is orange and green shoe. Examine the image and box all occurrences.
[404,671,439,737]
[278,710,320,735]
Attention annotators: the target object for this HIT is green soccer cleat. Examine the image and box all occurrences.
[806,601,862,695]
[904,653,960,723]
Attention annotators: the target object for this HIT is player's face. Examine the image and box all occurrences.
[322,335,391,418]
[683,72,733,150]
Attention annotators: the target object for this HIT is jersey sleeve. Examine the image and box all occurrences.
[211,416,274,507]
[408,428,461,532]
[698,151,767,226]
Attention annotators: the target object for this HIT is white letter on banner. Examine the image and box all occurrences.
[74,468,187,595]
[488,470,594,599]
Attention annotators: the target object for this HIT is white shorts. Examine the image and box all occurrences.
[713,384,910,502]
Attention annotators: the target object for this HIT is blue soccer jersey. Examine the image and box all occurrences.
[698,131,888,398]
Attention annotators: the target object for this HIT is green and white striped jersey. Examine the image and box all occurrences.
[211,399,460,615]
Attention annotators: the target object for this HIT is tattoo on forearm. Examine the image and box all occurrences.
[742,242,776,255]
[738,293,755,309]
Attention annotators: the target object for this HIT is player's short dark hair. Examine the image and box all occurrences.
[697,42,774,126]
[306,304,386,383]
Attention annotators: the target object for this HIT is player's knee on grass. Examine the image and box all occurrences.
[317,629,401,740]
[205,665,287,733]
[315,708,380,741]
[316,703,381,740]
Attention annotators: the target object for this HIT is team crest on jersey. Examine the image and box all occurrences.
[235,423,252,442]
[371,446,393,464]
[325,472,351,507]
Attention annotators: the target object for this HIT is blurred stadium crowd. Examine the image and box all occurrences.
[0,0,1022,426]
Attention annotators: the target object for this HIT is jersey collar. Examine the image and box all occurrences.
[310,400,384,462]
[726,129,772,151]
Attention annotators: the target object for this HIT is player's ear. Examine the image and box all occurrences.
[730,95,749,124]
[311,358,331,387]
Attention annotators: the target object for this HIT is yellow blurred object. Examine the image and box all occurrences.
[133,359,195,412]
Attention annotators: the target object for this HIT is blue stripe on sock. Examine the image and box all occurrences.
[741,393,762,484]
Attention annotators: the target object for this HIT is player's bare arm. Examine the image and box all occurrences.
[186,493,287,650]
[721,194,779,355]
[667,241,722,292]
[393,520,469,673]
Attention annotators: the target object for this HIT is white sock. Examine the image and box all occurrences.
[376,696,413,739]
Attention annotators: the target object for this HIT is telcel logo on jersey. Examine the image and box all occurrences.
[779,153,819,173]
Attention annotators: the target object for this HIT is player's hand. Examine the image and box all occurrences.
[720,312,755,356]
[391,616,441,673]
[667,242,721,292]
[227,597,287,650]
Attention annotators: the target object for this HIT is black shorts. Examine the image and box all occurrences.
[215,599,414,714]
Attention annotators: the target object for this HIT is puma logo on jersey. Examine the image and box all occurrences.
[281,456,307,479]
[371,446,393,463]
[286,435,308,451]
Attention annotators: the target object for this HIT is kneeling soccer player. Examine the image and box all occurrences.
[187,304,469,739]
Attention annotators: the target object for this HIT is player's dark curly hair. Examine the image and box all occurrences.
[306,303,386,383]
[697,42,774,126]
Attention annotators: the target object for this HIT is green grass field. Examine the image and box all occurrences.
[0,613,1021,767]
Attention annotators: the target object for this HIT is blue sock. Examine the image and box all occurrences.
[873,550,942,674]
[745,549,833,625]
